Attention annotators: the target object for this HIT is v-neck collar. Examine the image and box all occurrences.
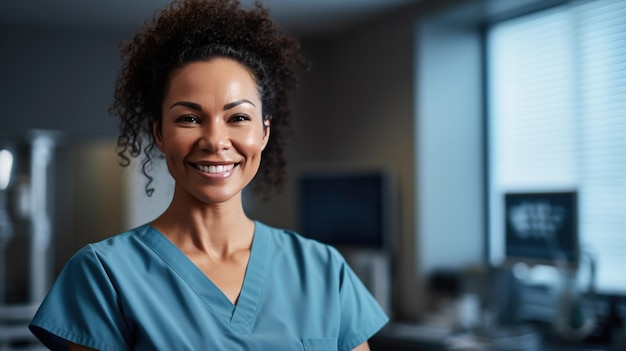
[136,221,272,334]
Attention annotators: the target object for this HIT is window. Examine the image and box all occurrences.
[487,0,626,294]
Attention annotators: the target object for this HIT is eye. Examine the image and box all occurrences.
[176,115,200,124]
[229,114,251,123]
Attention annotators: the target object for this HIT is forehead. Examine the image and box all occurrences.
[165,58,260,102]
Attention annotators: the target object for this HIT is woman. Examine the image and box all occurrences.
[29,0,388,350]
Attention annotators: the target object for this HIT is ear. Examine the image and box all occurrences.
[261,116,271,151]
[152,117,164,152]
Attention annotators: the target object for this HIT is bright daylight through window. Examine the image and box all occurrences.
[487,0,626,294]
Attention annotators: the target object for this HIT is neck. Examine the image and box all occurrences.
[151,190,255,259]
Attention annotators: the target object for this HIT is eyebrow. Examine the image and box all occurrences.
[169,99,256,111]
[223,99,256,111]
[169,101,202,111]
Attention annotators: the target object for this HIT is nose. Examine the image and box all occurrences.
[198,120,231,152]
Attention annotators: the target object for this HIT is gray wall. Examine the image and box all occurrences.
[416,3,485,288]
[0,25,126,141]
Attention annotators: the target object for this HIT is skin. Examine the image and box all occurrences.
[68,58,370,351]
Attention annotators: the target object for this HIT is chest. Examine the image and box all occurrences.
[189,253,249,305]
[114,227,348,350]
[117,256,342,351]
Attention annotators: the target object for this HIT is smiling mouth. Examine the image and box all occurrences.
[192,163,237,174]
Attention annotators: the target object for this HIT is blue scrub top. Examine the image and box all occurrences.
[29,221,388,351]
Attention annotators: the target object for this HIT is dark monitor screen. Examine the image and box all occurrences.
[505,191,578,266]
[298,171,387,248]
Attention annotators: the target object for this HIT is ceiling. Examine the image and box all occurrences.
[0,0,420,35]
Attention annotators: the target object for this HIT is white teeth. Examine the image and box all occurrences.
[209,165,220,173]
[196,164,234,174]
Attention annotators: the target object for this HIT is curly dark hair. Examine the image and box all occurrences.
[109,0,307,198]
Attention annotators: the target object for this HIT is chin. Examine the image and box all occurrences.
[195,188,242,205]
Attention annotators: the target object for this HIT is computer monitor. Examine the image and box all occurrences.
[298,170,390,249]
[504,191,578,267]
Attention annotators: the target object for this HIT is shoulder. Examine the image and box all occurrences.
[254,220,346,265]
[66,224,153,270]
[255,221,343,255]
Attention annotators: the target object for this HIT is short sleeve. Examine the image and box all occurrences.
[29,245,131,351]
[333,249,389,351]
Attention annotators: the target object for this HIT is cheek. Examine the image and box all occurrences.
[159,132,190,160]
[238,129,268,153]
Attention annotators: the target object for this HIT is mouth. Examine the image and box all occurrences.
[191,163,237,174]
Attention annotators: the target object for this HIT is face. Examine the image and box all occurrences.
[154,58,269,205]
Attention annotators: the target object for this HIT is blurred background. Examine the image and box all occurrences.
[1,0,625,350]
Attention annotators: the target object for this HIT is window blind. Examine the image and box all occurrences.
[487,0,626,293]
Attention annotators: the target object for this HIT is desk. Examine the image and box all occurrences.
[370,323,620,351]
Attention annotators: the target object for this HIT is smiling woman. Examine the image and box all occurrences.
[27,1,388,350]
